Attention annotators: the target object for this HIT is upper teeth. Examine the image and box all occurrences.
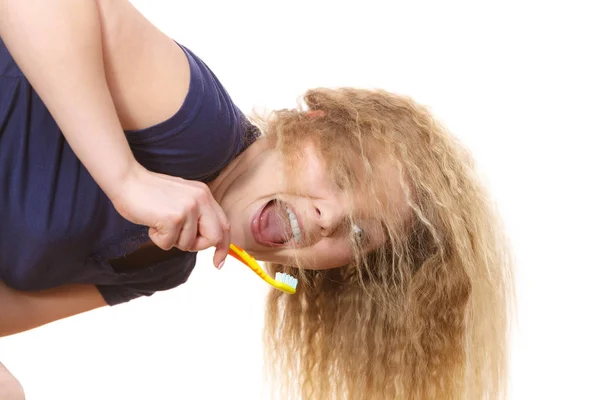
[286,207,301,243]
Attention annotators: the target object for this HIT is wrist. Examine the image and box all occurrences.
[103,157,145,205]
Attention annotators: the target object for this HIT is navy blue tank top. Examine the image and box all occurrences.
[0,39,259,305]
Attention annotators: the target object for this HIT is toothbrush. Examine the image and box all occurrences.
[228,243,298,294]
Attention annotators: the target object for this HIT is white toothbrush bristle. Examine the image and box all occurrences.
[276,272,298,289]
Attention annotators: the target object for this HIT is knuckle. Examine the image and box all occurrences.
[184,200,196,214]
[168,211,185,225]
[195,191,208,204]
[195,183,210,201]
[206,230,223,246]
[171,216,184,226]
[222,222,231,233]
[195,181,209,190]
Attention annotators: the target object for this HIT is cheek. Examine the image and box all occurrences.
[299,240,354,270]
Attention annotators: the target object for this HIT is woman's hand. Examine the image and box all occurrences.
[111,164,230,269]
[1,1,230,268]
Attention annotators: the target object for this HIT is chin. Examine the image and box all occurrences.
[228,220,249,249]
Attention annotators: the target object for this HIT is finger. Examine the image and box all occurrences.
[193,236,216,252]
[212,219,230,269]
[190,210,223,253]
[212,236,230,270]
[148,225,176,250]
[210,196,230,233]
[175,207,199,251]
[209,199,231,269]
[152,212,185,250]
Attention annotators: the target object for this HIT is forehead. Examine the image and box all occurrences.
[302,140,409,224]
[350,164,408,248]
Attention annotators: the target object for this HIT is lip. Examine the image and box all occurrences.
[251,200,303,248]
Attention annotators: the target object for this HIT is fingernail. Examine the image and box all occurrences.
[217,260,225,270]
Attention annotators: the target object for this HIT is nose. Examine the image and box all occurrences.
[313,200,346,237]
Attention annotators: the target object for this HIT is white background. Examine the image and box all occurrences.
[2,1,599,399]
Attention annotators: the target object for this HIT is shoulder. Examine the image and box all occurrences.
[126,44,259,181]
[96,1,259,180]
[96,0,190,131]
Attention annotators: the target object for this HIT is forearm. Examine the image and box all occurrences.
[0,0,137,200]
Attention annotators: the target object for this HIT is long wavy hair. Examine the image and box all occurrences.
[252,88,513,400]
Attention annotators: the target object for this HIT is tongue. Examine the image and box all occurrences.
[260,201,292,244]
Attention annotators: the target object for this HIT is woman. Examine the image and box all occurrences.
[0,1,513,399]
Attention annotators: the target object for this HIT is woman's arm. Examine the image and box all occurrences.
[0,0,230,266]
[0,0,135,199]
[0,281,107,338]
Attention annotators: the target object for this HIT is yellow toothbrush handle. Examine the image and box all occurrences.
[228,243,296,294]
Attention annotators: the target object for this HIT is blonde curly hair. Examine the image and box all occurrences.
[253,88,513,400]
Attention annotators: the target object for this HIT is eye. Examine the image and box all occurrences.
[352,224,366,244]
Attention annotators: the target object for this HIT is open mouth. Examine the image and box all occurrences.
[251,199,302,247]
